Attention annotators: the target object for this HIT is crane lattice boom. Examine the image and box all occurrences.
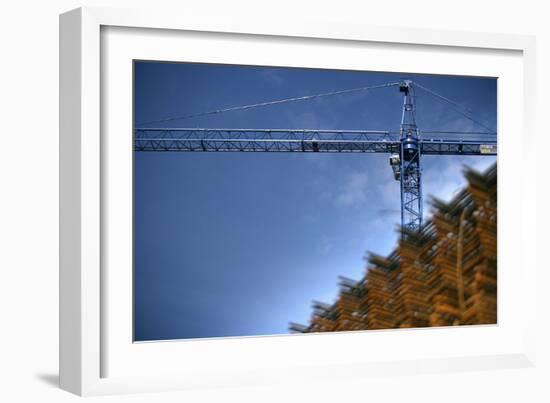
[135,128,496,156]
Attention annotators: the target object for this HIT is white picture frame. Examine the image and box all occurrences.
[59,6,537,396]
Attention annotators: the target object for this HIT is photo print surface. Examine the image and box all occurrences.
[133,61,497,341]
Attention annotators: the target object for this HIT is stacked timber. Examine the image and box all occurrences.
[462,166,497,325]
[364,253,400,329]
[395,230,432,328]
[308,301,338,332]
[333,277,367,331]
[290,163,497,333]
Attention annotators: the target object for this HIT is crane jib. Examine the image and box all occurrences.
[134,136,496,155]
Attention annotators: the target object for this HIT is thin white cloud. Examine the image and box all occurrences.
[259,69,286,87]
[334,170,369,207]
[378,177,400,204]
[423,156,496,212]
[287,111,321,128]
[316,235,335,256]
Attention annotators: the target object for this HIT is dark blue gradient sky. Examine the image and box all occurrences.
[133,62,496,341]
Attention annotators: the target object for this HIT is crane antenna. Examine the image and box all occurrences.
[137,82,400,126]
[413,82,495,134]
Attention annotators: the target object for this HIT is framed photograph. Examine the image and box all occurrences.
[60,7,537,396]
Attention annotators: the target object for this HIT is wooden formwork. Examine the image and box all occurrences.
[291,164,497,334]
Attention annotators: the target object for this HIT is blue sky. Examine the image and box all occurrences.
[133,61,496,341]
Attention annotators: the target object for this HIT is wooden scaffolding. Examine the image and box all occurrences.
[290,164,497,333]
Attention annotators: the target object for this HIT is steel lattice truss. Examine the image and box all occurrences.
[134,128,496,156]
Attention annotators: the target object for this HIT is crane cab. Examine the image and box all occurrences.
[389,153,401,181]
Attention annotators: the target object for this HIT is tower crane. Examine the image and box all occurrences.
[134,80,496,232]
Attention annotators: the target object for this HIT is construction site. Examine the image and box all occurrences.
[290,163,497,333]
[133,67,498,340]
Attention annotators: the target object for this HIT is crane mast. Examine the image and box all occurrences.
[134,80,496,233]
[396,80,423,231]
